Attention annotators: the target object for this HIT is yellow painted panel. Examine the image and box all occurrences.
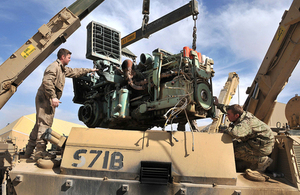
[21,45,36,59]
[121,32,136,46]
[276,26,285,42]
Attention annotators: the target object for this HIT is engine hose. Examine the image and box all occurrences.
[122,59,145,90]
[127,75,145,90]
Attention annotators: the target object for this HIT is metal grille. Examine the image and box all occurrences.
[86,21,121,64]
[140,161,172,185]
[293,145,300,175]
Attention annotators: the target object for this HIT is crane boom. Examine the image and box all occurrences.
[243,0,300,123]
[0,0,105,110]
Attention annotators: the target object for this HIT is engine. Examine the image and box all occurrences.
[72,21,215,130]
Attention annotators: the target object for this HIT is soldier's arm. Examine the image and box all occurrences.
[65,67,93,78]
[42,65,57,99]
[224,119,252,139]
[213,97,228,114]
[216,104,227,114]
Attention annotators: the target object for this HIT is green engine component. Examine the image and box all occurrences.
[73,22,215,130]
[196,83,212,110]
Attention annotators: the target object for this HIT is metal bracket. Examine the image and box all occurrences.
[66,179,73,187]
[121,184,129,192]
[191,0,199,16]
[180,188,187,195]
[15,175,23,182]
[234,190,242,195]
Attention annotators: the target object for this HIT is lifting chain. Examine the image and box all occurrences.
[192,14,198,51]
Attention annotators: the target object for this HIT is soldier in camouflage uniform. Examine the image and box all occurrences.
[215,99,275,172]
[24,48,98,159]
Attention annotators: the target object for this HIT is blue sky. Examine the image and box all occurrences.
[0,0,298,129]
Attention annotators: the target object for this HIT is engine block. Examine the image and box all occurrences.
[72,22,215,130]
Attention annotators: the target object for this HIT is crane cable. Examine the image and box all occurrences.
[192,14,197,51]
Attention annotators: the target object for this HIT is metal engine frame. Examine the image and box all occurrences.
[72,22,215,130]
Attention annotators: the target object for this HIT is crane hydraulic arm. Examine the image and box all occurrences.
[0,0,105,109]
[243,0,300,124]
[209,72,239,133]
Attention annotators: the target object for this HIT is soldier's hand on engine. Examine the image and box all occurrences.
[91,68,99,72]
[51,98,61,108]
[213,96,219,105]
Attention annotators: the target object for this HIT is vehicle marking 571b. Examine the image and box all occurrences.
[72,149,123,170]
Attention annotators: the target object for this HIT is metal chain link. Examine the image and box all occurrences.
[192,14,198,51]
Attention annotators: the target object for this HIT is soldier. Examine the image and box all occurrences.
[214,97,275,172]
[24,48,98,160]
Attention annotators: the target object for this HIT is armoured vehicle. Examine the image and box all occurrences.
[0,0,300,194]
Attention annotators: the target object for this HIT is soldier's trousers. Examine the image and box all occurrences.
[233,140,273,164]
[27,90,55,149]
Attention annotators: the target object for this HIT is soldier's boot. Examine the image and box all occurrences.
[20,141,36,159]
[34,142,56,160]
[256,156,273,173]
[23,145,35,158]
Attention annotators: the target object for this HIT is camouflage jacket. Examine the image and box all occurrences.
[217,104,275,149]
[38,59,91,100]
